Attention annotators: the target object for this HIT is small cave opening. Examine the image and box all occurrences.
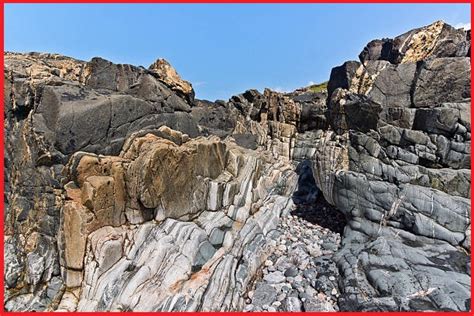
[291,160,347,235]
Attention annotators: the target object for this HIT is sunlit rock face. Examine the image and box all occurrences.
[58,130,297,311]
[148,58,195,103]
[3,21,471,312]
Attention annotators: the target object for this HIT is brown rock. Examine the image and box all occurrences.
[149,58,195,102]
[62,202,89,270]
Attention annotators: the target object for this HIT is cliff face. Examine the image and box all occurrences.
[313,21,471,311]
[3,21,471,312]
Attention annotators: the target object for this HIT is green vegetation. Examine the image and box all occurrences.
[307,81,328,93]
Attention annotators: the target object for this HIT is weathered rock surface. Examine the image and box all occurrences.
[4,52,205,311]
[149,58,195,103]
[4,20,471,312]
[359,20,470,64]
[318,20,471,311]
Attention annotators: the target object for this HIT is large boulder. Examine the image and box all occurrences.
[328,89,382,134]
[327,60,361,98]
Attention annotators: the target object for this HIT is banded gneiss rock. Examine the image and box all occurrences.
[4,20,471,311]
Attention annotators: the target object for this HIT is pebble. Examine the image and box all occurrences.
[284,267,298,277]
[284,296,302,312]
[277,293,286,301]
[243,205,343,312]
[263,271,286,284]
[243,304,254,312]
[278,245,287,251]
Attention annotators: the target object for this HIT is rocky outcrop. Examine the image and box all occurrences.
[315,20,471,311]
[359,20,470,64]
[149,58,195,103]
[57,129,297,311]
[4,52,202,311]
[4,51,301,311]
[4,20,471,312]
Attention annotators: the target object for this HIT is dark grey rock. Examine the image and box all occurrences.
[327,61,361,98]
[328,91,382,134]
[284,267,298,278]
[252,283,278,307]
[413,58,470,108]
[368,63,416,109]
[413,106,462,137]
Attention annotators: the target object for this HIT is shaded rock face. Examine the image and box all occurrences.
[3,20,471,312]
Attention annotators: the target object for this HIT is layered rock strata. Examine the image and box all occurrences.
[4,21,471,312]
[316,21,471,311]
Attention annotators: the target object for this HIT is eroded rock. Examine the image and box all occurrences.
[4,20,471,312]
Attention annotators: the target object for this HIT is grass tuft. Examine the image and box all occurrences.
[307,81,328,93]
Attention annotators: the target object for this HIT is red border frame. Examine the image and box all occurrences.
[0,1,472,314]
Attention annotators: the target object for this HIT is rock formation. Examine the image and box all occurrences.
[3,21,471,312]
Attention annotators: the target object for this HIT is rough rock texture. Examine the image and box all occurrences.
[4,52,203,311]
[59,130,297,311]
[4,20,471,312]
[359,20,470,64]
[320,20,471,311]
[3,52,301,311]
[149,58,195,103]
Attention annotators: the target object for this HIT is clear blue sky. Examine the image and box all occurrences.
[5,4,470,101]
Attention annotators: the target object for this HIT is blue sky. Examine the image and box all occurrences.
[5,4,470,101]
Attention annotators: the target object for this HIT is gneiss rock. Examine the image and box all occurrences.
[314,20,471,312]
[3,20,471,312]
[59,131,298,311]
